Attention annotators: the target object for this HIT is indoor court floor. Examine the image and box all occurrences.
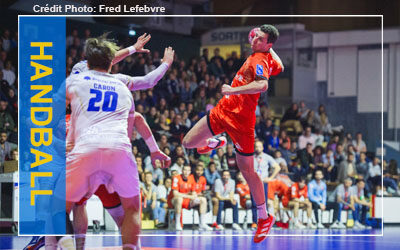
[1,227,398,250]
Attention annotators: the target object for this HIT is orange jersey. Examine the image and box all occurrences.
[267,179,289,200]
[290,182,308,199]
[236,182,251,208]
[216,52,282,126]
[190,175,207,194]
[167,174,194,202]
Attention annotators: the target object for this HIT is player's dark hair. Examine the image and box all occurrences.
[85,32,119,71]
[260,24,279,44]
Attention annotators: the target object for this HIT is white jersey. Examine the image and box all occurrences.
[66,70,134,152]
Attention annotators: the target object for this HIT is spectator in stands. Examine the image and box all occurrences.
[2,61,15,87]
[225,143,239,177]
[301,110,321,132]
[0,100,14,134]
[313,146,325,171]
[308,170,341,229]
[274,150,288,173]
[210,48,224,64]
[259,118,274,142]
[281,103,303,135]
[298,100,310,120]
[285,176,316,229]
[171,145,189,164]
[278,129,291,150]
[296,143,314,179]
[347,144,357,164]
[288,141,299,164]
[201,48,209,64]
[328,178,354,229]
[252,141,281,224]
[266,128,280,153]
[209,58,224,78]
[351,179,372,228]
[383,159,399,195]
[157,177,171,212]
[298,126,315,149]
[279,139,292,167]
[141,172,166,227]
[327,135,340,152]
[213,170,241,230]
[169,114,188,144]
[356,152,369,179]
[168,165,211,231]
[213,148,227,171]
[317,104,343,135]
[367,157,381,193]
[236,172,252,228]
[314,128,324,147]
[337,153,356,183]
[136,155,145,182]
[131,130,150,157]
[322,148,335,181]
[169,156,185,176]
[204,162,221,187]
[353,132,367,156]
[1,29,11,52]
[333,143,346,181]
[0,131,16,170]
[149,159,164,185]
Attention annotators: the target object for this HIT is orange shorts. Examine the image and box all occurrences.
[168,198,191,209]
[207,108,255,155]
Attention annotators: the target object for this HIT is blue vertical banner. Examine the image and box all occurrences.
[19,17,66,235]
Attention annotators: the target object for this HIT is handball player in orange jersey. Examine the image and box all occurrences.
[182,24,283,243]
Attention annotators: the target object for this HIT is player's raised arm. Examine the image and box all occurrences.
[221,78,268,95]
[117,47,175,91]
[112,33,151,65]
[269,48,284,72]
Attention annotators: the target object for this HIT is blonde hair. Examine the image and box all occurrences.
[84,32,119,70]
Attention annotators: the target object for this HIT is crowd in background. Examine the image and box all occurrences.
[1,27,399,230]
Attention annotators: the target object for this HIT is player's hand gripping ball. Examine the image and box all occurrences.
[248,27,260,44]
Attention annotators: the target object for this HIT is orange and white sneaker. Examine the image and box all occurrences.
[253,215,276,243]
[197,136,227,154]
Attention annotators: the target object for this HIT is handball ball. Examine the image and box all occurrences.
[248,27,260,44]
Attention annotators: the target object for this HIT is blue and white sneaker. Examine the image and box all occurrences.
[23,236,45,250]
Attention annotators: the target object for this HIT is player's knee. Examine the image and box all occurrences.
[182,136,192,148]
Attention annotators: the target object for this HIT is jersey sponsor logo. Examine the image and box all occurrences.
[84,76,91,80]
[256,64,263,75]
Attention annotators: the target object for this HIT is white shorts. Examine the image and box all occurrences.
[66,148,140,202]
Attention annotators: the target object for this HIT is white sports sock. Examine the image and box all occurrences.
[175,212,182,230]
[213,215,217,222]
[200,214,205,226]
[257,203,268,220]
[308,218,312,224]
[123,243,139,249]
[207,138,220,148]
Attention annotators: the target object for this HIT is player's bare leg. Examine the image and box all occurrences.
[198,197,212,230]
[172,197,184,231]
[120,195,141,250]
[236,153,275,243]
[182,116,213,148]
[182,116,226,153]
[72,204,88,250]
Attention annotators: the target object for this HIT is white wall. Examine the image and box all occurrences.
[327,46,358,97]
